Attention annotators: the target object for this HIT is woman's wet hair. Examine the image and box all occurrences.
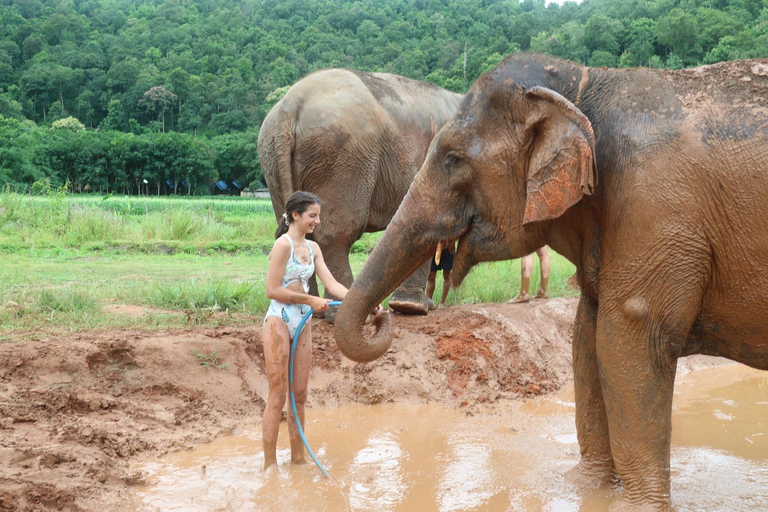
[275,191,321,238]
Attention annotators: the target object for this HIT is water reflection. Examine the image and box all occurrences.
[349,433,405,509]
[135,363,768,511]
[438,438,496,511]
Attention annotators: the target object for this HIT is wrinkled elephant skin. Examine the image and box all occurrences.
[259,70,462,317]
[335,53,768,510]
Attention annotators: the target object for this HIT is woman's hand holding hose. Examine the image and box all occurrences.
[307,296,333,312]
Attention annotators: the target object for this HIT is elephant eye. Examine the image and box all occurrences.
[443,153,462,170]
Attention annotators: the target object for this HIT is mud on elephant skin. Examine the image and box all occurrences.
[334,53,768,510]
[258,69,463,318]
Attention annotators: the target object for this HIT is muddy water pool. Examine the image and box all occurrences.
[135,363,768,511]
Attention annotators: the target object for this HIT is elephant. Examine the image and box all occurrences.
[334,53,768,510]
[258,69,463,316]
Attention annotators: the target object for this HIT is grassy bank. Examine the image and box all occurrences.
[0,192,577,334]
[0,192,279,250]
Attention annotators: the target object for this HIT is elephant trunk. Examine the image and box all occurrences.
[335,188,436,362]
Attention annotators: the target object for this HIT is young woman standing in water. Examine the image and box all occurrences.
[262,191,380,471]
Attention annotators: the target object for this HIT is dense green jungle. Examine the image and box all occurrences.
[1,0,767,193]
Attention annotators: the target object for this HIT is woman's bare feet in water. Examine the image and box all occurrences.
[262,458,278,474]
[507,292,531,304]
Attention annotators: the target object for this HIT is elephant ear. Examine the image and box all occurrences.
[522,86,597,225]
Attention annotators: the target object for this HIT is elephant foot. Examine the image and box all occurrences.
[565,458,619,490]
[323,304,340,324]
[389,289,431,315]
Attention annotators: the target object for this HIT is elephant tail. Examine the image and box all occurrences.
[259,99,298,216]
[275,110,296,208]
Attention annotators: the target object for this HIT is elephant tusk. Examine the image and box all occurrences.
[435,241,443,266]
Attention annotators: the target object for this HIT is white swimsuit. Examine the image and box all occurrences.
[264,234,316,338]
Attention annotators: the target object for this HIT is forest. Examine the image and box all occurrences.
[1,0,767,193]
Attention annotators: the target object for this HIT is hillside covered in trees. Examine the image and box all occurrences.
[1,0,767,193]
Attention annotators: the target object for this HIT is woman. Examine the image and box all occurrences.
[262,191,377,471]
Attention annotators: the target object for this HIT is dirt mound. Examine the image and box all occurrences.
[0,298,576,510]
[309,298,576,408]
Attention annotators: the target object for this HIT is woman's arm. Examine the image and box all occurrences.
[310,241,348,299]
[266,238,330,311]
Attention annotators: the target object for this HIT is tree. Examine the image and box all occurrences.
[138,86,177,133]
[657,9,701,64]
[591,50,619,67]
[51,116,85,131]
[47,101,66,122]
[0,52,15,89]
[584,14,624,54]
[106,60,141,94]
[0,116,46,189]
[627,18,657,67]
[75,90,97,127]
[696,9,741,55]
[22,34,44,61]
[99,99,126,131]
[166,67,192,114]
[13,0,42,20]
[49,64,78,111]
[0,93,25,120]
[209,109,249,135]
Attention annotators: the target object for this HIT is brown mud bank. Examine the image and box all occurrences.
[0,298,578,511]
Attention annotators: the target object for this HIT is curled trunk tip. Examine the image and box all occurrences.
[334,309,393,363]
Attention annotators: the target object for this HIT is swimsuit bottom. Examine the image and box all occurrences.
[264,300,312,339]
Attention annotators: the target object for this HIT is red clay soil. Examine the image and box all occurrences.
[0,298,577,511]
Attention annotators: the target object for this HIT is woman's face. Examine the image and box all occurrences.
[293,203,321,234]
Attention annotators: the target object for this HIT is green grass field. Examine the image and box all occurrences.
[0,192,577,335]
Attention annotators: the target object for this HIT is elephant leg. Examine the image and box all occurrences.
[319,240,354,290]
[596,282,700,511]
[565,294,617,488]
[389,259,433,315]
[308,274,320,298]
[317,240,354,324]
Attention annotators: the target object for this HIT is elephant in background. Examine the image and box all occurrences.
[258,70,462,316]
[334,53,768,510]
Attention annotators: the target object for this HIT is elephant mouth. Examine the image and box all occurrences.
[437,212,506,286]
[433,239,457,265]
[433,221,474,279]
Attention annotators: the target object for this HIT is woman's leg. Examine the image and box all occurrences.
[440,269,452,307]
[286,321,312,464]
[426,270,437,301]
[262,316,291,471]
[535,246,550,299]
[508,254,533,303]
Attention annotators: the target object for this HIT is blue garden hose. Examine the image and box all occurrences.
[289,300,342,478]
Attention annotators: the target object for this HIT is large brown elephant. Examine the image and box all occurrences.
[258,69,462,315]
[334,53,768,510]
